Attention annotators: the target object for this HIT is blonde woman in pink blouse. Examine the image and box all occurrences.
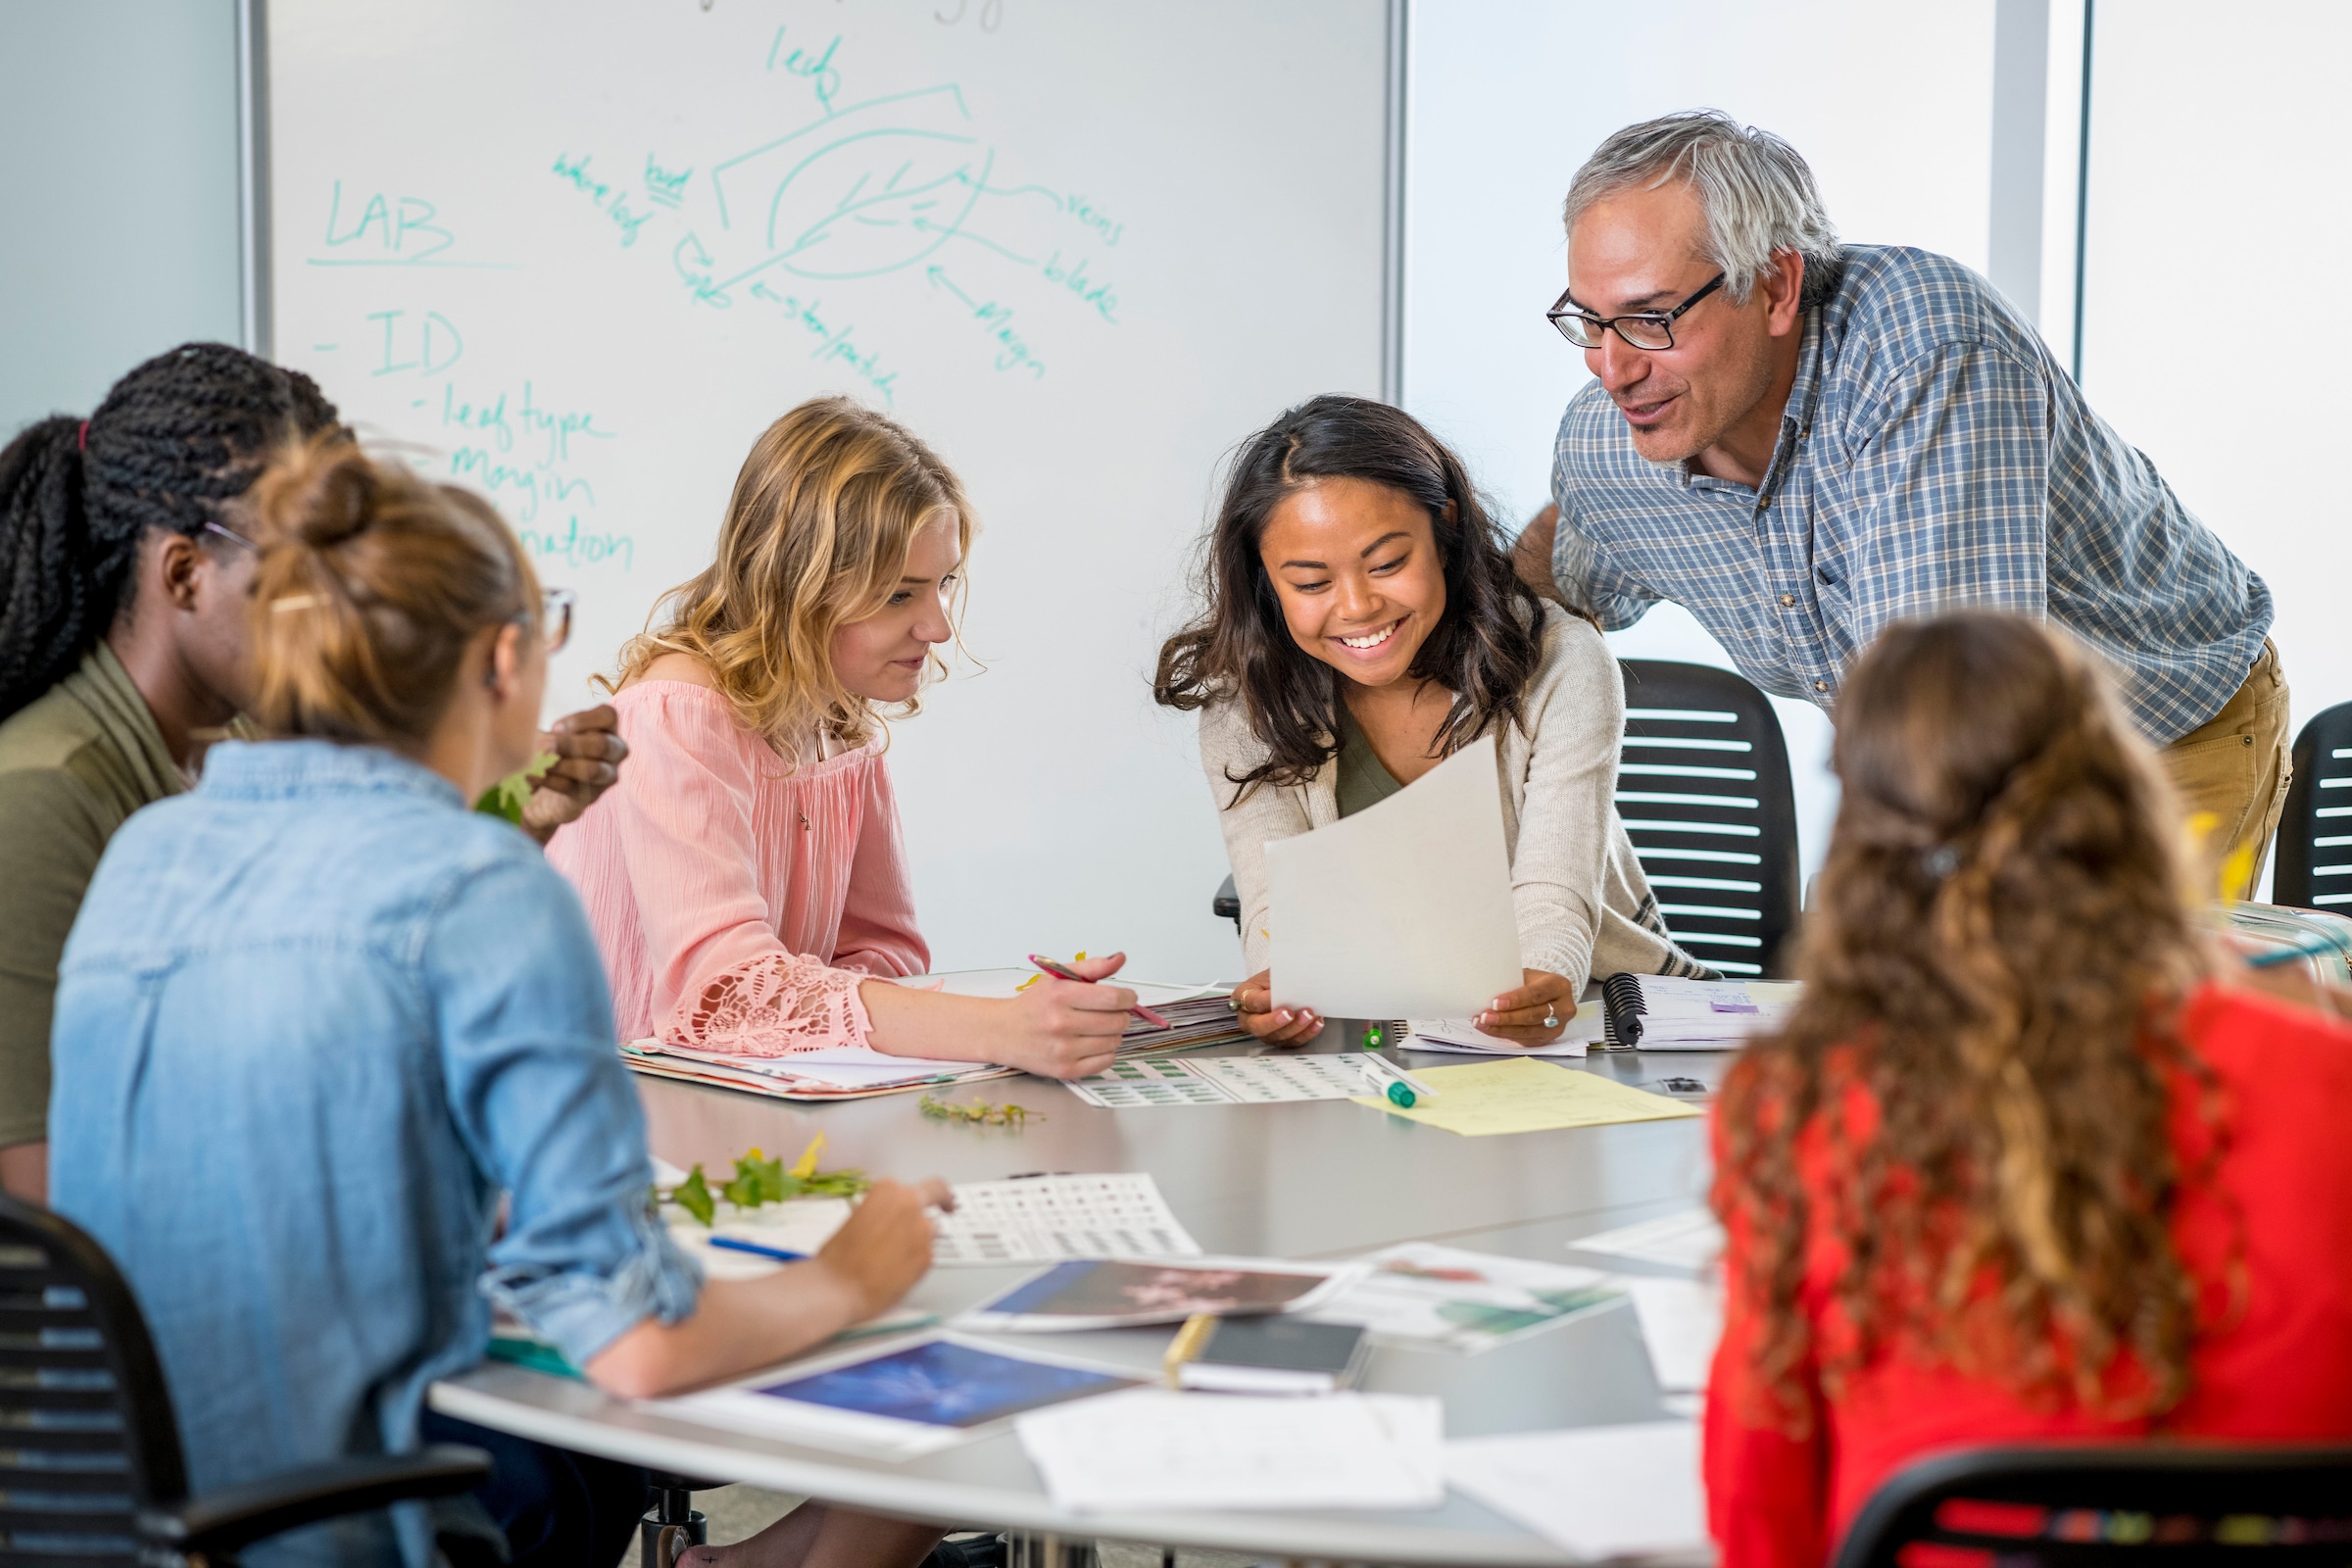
[552,397,1136,1080]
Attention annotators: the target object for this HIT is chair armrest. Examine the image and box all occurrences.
[137,1444,492,1556]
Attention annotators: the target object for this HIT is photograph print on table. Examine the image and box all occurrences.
[962,1258,1353,1331]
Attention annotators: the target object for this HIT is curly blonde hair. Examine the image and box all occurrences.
[1715,612,2226,1435]
[604,397,971,746]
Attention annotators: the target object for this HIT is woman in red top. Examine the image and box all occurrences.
[1706,611,2352,1568]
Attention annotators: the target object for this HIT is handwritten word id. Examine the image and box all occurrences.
[364,309,464,377]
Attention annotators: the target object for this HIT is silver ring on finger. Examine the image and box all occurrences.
[1543,1009,1559,1028]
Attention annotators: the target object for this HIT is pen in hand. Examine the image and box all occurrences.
[1026,954,1171,1028]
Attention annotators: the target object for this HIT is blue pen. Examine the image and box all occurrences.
[708,1236,809,1263]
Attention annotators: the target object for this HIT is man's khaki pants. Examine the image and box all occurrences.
[2160,639,2292,901]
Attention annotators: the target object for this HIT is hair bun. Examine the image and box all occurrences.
[251,434,375,550]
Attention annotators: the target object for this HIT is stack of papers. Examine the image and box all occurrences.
[1064,1053,1380,1108]
[624,1040,1011,1101]
[1405,1000,1606,1058]
[1304,1243,1623,1353]
[620,970,1248,1102]
[924,969,1250,1056]
[1600,975,1800,1050]
[1445,1421,1705,1559]
[1016,1388,1445,1512]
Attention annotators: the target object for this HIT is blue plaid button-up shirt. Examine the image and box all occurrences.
[1548,245,2270,743]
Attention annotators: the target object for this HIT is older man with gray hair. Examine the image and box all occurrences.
[1515,110,2286,893]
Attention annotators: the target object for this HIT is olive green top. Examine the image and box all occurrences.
[1333,701,1406,819]
[0,645,184,1147]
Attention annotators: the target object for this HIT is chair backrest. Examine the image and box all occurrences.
[1835,1443,2352,1568]
[2272,700,2352,911]
[0,1196,188,1566]
[1617,660,1802,978]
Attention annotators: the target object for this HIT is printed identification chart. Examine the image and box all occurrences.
[1066,1054,1380,1109]
[933,1174,1200,1264]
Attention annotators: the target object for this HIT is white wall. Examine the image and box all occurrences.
[1400,0,2004,882]
[2076,2,2352,738]
[0,1,244,432]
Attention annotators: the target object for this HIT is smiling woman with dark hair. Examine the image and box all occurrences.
[1156,394,1705,1047]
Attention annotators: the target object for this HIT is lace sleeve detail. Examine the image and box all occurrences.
[662,951,874,1056]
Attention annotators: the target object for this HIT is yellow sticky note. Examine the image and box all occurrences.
[1353,1056,1702,1137]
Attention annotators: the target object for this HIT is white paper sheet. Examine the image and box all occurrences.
[1061,1054,1381,1108]
[1610,1276,1724,1394]
[1265,733,1522,1018]
[1406,999,1604,1057]
[1016,1388,1445,1512]
[658,1172,1202,1268]
[1446,1421,1705,1559]
[669,1198,854,1278]
[1567,1208,1726,1271]
[933,1173,1200,1264]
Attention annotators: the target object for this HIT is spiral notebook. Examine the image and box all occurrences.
[1598,975,1800,1051]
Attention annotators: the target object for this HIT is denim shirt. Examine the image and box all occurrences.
[50,740,702,1567]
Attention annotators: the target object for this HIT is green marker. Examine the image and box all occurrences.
[1363,1022,1384,1050]
[1385,1081,1417,1108]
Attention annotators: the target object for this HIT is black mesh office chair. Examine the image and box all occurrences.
[1618,660,1801,978]
[2271,700,2352,911]
[0,1195,491,1566]
[1834,1444,2352,1568]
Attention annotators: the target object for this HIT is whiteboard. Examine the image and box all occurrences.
[255,0,1398,982]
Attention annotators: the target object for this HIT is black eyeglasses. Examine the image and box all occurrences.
[1546,272,1727,351]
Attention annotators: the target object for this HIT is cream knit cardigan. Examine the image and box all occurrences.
[1197,603,1706,988]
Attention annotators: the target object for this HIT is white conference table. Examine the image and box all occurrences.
[429,1026,1726,1566]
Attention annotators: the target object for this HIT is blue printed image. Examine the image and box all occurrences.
[757,1340,1131,1428]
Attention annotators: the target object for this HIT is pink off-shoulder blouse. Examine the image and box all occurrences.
[548,681,929,1054]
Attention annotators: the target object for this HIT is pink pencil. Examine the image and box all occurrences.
[1026,954,1172,1029]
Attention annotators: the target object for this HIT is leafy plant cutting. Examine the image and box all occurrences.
[659,1133,869,1227]
[473,749,561,825]
[917,1095,1037,1127]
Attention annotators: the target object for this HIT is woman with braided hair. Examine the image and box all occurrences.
[0,342,626,1201]
[1704,611,2352,1568]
